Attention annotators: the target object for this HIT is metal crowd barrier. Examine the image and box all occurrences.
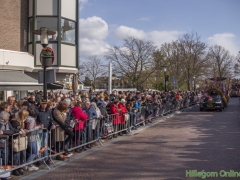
[0,96,201,176]
[0,128,50,176]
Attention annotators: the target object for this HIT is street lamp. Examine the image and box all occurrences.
[33,27,56,102]
[161,65,167,92]
[193,76,196,91]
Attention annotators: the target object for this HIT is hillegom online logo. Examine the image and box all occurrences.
[186,170,240,179]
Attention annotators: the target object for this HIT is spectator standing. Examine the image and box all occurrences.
[7,96,16,113]
[35,101,55,165]
[71,101,88,153]
[82,101,97,148]
[25,108,41,171]
[0,111,17,166]
[110,99,121,138]
[52,102,74,159]
[27,95,36,110]
[90,102,102,140]
[97,101,108,139]
[11,110,28,176]
[118,99,128,136]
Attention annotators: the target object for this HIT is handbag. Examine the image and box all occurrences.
[92,119,98,130]
[124,114,130,121]
[13,136,28,152]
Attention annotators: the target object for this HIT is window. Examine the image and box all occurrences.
[36,17,58,42]
[61,19,75,44]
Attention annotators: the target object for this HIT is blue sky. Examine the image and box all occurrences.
[79,0,240,60]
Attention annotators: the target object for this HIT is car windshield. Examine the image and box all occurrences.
[203,95,221,102]
[212,95,221,101]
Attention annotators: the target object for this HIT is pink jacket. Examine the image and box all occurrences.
[71,106,88,130]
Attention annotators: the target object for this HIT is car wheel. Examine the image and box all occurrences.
[200,108,203,111]
[219,107,222,112]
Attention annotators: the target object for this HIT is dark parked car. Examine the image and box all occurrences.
[200,95,224,112]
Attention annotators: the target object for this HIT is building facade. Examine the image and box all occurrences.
[28,0,78,74]
[0,0,78,100]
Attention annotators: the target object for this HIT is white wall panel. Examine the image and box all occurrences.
[36,0,58,16]
[61,0,76,21]
[61,44,76,67]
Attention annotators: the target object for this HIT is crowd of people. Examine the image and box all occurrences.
[0,89,200,179]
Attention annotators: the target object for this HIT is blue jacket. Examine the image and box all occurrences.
[134,101,141,109]
[83,107,97,119]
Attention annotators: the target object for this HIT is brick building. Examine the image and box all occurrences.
[0,0,28,52]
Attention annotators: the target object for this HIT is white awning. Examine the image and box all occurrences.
[0,71,64,91]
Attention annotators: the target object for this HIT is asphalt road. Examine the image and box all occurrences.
[20,98,240,180]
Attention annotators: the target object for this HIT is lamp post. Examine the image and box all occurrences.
[161,65,167,92]
[193,76,196,91]
[33,27,56,102]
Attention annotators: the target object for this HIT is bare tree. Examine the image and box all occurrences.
[234,50,240,75]
[158,32,208,90]
[160,41,186,89]
[105,36,157,88]
[150,50,166,90]
[81,56,107,89]
[178,32,209,90]
[206,45,234,79]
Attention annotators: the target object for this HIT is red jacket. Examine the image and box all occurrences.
[176,93,181,101]
[110,103,122,125]
[118,103,128,124]
[118,103,128,114]
[71,106,88,130]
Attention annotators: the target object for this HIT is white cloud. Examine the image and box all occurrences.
[80,38,110,57]
[114,26,183,47]
[79,16,110,57]
[114,26,146,40]
[207,33,240,56]
[80,16,108,40]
